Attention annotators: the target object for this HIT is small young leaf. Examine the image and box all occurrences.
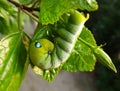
[0,32,30,91]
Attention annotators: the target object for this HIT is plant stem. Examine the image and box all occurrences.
[78,37,95,49]
[18,8,21,31]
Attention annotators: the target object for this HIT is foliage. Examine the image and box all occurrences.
[0,0,18,34]
[39,0,98,24]
[0,0,117,90]
[0,32,30,91]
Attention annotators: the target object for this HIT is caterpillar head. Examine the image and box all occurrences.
[29,39,54,69]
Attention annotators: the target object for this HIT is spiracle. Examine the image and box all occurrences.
[29,10,89,69]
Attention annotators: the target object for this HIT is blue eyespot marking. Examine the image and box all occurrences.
[35,42,42,48]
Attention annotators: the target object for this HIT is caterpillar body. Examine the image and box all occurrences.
[29,10,89,69]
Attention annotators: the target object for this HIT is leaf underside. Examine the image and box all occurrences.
[39,0,98,24]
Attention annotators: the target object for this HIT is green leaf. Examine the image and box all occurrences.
[77,35,117,73]
[0,0,27,35]
[0,32,30,91]
[39,0,98,24]
[0,1,18,34]
[0,0,10,11]
[62,27,96,72]
[79,37,117,73]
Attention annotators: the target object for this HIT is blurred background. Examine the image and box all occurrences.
[86,0,120,91]
[19,0,120,91]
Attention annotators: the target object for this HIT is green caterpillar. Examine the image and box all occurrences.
[29,10,89,69]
